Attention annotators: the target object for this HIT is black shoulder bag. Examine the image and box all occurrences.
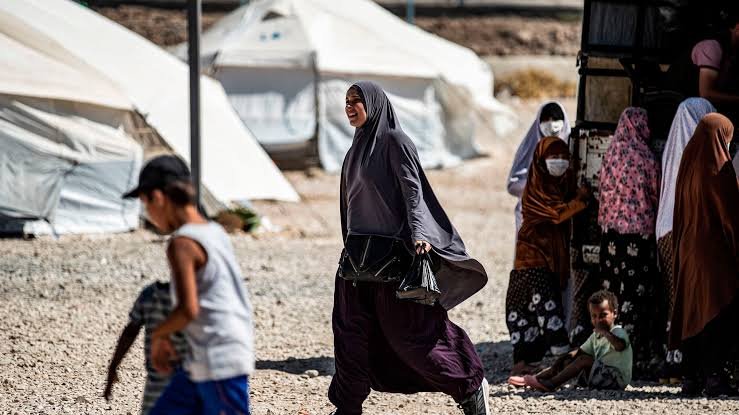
[338,234,413,283]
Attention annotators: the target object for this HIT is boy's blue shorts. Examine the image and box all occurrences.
[149,369,250,415]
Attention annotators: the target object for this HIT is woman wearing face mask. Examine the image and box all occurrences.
[670,114,739,396]
[656,98,716,383]
[505,136,589,379]
[330,82,491,415]
[507,102,571,238]
[596,107,660,379]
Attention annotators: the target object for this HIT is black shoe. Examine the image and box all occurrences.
[681,377,704,397]
[459,378,491,415]
[704,374,739,397]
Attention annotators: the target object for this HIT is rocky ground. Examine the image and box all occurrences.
[3,98,739,414]
[92,5,581,56]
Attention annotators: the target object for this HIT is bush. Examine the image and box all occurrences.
[215,207,261,234]
[495,69,576,99]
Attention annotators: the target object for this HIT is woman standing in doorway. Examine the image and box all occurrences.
[506,136,589,378]
[596,107,660,378]
[670,113,739,396]
[656,98,716,382]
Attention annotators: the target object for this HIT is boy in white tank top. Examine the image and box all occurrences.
[123,155,254,415]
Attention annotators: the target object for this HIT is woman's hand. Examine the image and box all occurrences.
[576,183,591,202]
[415,240,431,254]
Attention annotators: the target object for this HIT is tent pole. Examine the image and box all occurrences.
[406,0,415,25]
[187,0,202,211]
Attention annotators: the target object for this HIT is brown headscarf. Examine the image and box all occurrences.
[669,113,739,347]
[515,136,586,287]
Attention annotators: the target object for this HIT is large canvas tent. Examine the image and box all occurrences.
[0,0,299,203]
[0,0,300,235]
[0,97,143,236]
[173,0,516,172]
[0,31,144,235]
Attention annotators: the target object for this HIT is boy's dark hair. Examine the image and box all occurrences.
[588,290,619,313]
[145,181,197,207]
[540,103,565,122]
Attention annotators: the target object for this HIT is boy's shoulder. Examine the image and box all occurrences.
[610,325,632,348]
[610,325,629,339]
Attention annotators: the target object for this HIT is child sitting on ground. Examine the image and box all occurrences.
[103,281,188,414]
[511,290,632,391]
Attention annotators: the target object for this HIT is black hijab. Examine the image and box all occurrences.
[340,81,487,309]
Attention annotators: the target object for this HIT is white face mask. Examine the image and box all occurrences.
[540,120,565,137]
[545,159,569,177]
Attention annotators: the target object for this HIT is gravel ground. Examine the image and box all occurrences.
[3,99,739,414]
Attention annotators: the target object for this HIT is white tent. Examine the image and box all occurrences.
[0,0,299,205]
[172,0,516,172]
[0,98,143,236]
[0,31,144,235]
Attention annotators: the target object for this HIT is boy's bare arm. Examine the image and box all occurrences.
[103,322,141,400]
[594,328,626,351]
[152,237,206,340]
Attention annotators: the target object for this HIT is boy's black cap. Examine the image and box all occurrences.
[122,155,191,199]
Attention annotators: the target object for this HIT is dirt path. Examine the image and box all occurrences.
[3,99,739,414]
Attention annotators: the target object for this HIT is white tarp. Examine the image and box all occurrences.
[173,0,517,172]
[0,32,131,111]
[0,0,299,203]
[0,99,142,235]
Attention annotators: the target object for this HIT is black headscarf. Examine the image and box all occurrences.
[340,81,487,309]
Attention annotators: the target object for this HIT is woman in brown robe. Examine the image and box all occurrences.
[506,136,590,377]
[670,113,739,396]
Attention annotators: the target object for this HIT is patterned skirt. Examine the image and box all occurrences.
[506,267,570,364]
[569,265,599,346]
[599,230,662,377]
[657,232,683,374]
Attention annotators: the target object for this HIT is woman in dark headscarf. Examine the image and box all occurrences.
[506,136,589,378]
[670,113,739,397]
[329,81,490,415]
[596,107,661,378]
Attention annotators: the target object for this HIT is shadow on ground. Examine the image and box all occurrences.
[257,356,335,377]
[256,342,514,382]
[476,340,514,384]
[487,387,719,401]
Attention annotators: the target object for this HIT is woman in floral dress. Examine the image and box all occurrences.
[597,107,661,378]
[506,136,590,377]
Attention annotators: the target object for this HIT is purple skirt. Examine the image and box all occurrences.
[329,276,484,414]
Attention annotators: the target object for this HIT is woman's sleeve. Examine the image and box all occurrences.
[339,165,348,242]
[691,39,722,70]
[390,139,429,242]
[508,175,527,198]
[714,166,739,269]
[550,199,587,225]
[651,160,661,208]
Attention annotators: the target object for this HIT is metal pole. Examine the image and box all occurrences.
[187,0,202,209]
[406,0,415,25]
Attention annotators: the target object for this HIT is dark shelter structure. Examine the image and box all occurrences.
[569,0,738,347]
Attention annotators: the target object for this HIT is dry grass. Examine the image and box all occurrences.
[495,68,577,99]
